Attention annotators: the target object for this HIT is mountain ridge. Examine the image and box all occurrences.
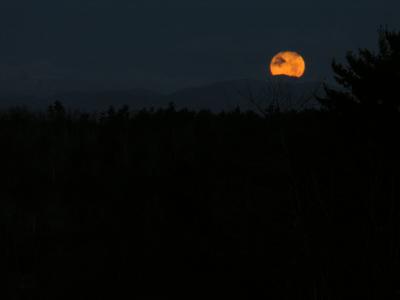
[0,78,322,112]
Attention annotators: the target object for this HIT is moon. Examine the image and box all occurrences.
[270,51,306,78]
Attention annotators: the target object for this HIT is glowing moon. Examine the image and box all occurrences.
[270,51,306,78]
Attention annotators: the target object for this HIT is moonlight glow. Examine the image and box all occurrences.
[270,51,306,78]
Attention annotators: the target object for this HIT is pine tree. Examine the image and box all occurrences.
[320,28,400,115]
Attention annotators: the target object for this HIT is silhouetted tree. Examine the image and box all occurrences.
[48,101,66,118]
[320,28,400,115]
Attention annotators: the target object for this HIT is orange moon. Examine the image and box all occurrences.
[270,51,306,78]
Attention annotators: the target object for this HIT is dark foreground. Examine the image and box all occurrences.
[1,104,399,299]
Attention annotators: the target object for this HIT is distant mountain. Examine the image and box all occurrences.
[0,89,163,112]
[0,78,322,112]
[50,89,164,112]
[166,78,322,112]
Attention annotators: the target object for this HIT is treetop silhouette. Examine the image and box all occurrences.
[320,28,400,115]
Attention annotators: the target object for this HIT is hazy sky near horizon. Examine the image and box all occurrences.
[0,0,399,92]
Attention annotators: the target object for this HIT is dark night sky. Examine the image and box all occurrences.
[0,0,399,93]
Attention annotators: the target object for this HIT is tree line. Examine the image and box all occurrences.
[1,28,400,299]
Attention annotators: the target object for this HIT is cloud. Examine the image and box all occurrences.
[273,56,286,66]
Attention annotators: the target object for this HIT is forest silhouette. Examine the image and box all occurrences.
[2,29,400,299]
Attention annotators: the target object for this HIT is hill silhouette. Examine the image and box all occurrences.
[0,78,321,112]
